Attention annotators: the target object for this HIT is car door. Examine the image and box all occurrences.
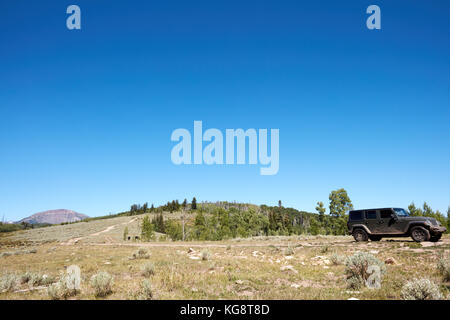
[364,210,378,234]
[378,209,398,234]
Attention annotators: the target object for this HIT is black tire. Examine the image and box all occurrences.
[430,234,442,242]
[410,226,430,242]
[369,235,382,241]
[353,228,369,242]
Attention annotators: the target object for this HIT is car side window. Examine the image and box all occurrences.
[380,209,392,219]
[350,211,363,220]
[366,210,377,219]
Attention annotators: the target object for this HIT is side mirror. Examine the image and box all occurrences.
[391,213,398,221]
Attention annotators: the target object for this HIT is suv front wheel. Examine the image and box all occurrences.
[410,226,430,242]
[430,234,442,242]
[352,228,368,242]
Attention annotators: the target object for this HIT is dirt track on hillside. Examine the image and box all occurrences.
[60,218,137,245]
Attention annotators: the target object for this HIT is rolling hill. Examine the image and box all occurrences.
[17,209,89,225]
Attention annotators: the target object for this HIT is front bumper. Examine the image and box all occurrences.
[430,226,447,235]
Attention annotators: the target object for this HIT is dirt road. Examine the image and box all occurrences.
[61,218,137,245]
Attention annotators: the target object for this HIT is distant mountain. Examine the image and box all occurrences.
[18,209,89,225]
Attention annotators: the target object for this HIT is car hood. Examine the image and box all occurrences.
[400,216,438,224]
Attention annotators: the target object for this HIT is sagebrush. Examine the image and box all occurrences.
[345,251,386,289]
[437,255,449,282]
[401,278,442,300]
[90,272,113,297]
[141,262,156,277]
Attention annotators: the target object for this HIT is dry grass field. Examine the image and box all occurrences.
[0,214,449,300]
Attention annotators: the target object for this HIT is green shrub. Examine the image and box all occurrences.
[1,249,36,257]
[46,274,78,300]
[0,273,18,292]
[130,248,150,260]
[165,219,183,241]
[19,272,32,284]
[0,252,12,258]
[401,278,442,300]
[331,253,345,265]
[345,252,386,289]
[437,255,449,282]
[285,246,294,256]
[141,262,155,277]
[137,279,153,300]
[320,245,330,254]
[90,272,113,297]
[406,242,422,249]
[201,250,211,261]
[21,272,55,287]
[47,283,61,300]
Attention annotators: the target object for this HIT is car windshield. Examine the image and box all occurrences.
[394,208,409,217]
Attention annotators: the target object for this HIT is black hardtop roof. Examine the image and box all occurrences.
[349,207,404,212]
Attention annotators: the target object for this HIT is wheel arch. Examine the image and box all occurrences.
[350,224,372,235]
[406,222,429,235]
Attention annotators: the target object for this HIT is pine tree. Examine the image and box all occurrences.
[446,206,450,231]
[315,201,326,222]
[191,197,197,210]
[422,202,433,217]
[123,226,129,241]
[141,215,155,241]
[152,213,165,233]
[328,188,353,235]
[329,189,353,217]
[408,202,420,216]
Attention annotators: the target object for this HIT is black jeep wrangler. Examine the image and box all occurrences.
[347,208,446,242]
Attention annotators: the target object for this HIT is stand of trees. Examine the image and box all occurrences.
[140,189,355,241]
[139,189,449,242]
[408,202,449,228]
[0,221,51,233]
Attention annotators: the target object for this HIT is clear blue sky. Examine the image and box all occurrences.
[1,1,449,221]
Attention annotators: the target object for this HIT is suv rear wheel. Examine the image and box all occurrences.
[410,226,430,242]
[352,228,368,242]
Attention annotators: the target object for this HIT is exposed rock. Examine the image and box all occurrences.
[280,265,298,274]
[252,251,260,256]
[384,257,397,265]
[237,290,254,297]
